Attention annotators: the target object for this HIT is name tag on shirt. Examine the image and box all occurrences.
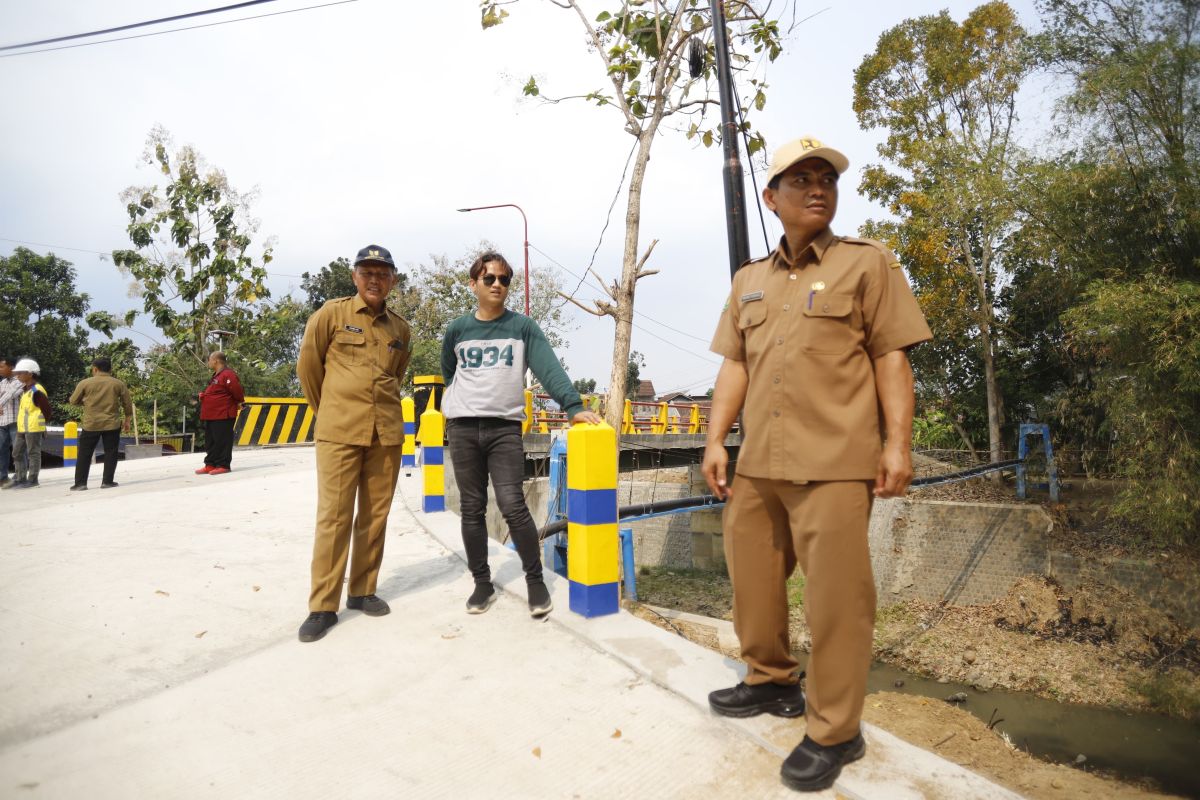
[344,325,363,334]
[740,291,764,303]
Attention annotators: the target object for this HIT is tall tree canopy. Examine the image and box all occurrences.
[0,247,92,412]
[854,1,1033,468]
[112,126,273,360]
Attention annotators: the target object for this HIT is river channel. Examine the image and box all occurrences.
[863,662,1200,797]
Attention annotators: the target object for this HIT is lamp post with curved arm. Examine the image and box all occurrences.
[456,203,530,316]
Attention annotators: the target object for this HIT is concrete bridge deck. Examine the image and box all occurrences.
[0,448,1019,799]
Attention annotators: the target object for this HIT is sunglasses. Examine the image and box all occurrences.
[480,273,512,287]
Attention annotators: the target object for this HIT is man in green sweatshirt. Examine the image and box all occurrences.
[441,251,602,617]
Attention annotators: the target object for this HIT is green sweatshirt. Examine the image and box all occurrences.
[441,310,583,421]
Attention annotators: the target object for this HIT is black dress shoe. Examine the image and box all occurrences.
[780,733,866,792]
[100,481,118,488]
[346,594,390,616]
[70,484,88,491]
[298,611,338,642]
[708,680,806,718]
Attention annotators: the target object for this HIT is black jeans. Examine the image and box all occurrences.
[446,417,543,585]
[76,428,120,486]
[204,418,235,468]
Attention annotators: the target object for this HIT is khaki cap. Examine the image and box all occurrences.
[766,137,850,184]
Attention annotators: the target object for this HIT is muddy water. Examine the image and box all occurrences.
[864,663,1200,797]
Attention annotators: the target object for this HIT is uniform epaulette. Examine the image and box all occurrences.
[837,236,890,253]
[736,253,773,271]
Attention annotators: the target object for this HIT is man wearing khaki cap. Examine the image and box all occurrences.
[296,245,413,643]
[702,137,931,791]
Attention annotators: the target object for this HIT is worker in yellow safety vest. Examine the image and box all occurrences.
[5,358,52,490]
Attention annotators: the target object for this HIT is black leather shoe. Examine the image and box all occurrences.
[346,594,390,616]
[70,484,88,491]
[100,481,118,489]
[708,680,806,718]
[780,733,866,792]
[298,611,338,642]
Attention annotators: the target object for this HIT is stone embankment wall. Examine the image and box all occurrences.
[441,457,1197,627]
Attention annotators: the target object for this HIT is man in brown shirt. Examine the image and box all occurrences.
[702,137,932,792]
[296,245,413,642]
[69,356,134,490]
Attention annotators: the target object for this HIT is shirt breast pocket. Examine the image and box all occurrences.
[801,294,856,354]
[737,303,768,362]
[332,330,366,365]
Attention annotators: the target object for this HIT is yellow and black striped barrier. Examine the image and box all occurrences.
[234,397,316,446]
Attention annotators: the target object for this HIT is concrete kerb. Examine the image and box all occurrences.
[394,474,1022,800]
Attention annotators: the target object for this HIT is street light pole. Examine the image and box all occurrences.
[456,203,530,316]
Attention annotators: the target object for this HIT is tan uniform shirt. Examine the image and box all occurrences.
[710,230,932,481]
[69,374,133,431]
[297,295,413,447]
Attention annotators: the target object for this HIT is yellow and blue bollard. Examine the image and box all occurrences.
[401,396,416,471]
[419,404,445,513]
[63,421,78,468]
[566,422,620,617]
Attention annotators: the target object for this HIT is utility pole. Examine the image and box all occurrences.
[710,0,750,280]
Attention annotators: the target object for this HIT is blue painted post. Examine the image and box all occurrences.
[1016,428,1029,500]
[619,527,637,601]
[1017,423,1060,502]
[544,434,569,577]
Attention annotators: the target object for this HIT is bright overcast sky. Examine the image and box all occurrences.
[1,0,1047,397]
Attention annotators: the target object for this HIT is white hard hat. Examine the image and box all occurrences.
[13,358,40,373]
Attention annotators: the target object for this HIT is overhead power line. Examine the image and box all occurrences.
[0,0,360,59]
[0,0,280,51]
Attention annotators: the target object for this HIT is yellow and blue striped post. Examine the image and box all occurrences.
[419,404,445,513]
[63,421,79,468]
[567,422,619,617]
[401,396,417,470]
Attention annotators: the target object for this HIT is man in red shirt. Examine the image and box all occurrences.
[196,352,244,475]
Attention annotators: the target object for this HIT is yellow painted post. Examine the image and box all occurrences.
[567,422,619,617]
[655,402,668,434]
[621,399,634,434]
[401,396,416,471]
[63,421,78,468]
[537,410,549,434]
[521,389,534,434]
[418,404,445,512]
[688,404,700,434]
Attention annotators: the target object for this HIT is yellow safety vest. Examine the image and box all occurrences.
[17,382,47,433]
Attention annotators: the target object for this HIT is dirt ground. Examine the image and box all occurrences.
[631,568,1199,799]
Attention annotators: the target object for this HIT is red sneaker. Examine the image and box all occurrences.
[195,465,214,475]
[209,467,231,475]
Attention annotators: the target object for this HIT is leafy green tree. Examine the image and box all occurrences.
[481,0,789,426]
[854,1,1033,467]
[301,257,357,310]
[0,247,92,413]
[572,377,597,394]
[625,350,646,399]
[1014,0,1200,541]
[111,126,272,361]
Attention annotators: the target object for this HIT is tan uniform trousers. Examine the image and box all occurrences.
[309,435,403,612]
[724,477,876,746]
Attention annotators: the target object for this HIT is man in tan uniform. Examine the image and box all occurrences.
[296,244,413,643]
[702,137,932,792]
[68,356,133,490]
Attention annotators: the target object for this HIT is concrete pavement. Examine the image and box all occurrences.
[0,448,1020,799]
